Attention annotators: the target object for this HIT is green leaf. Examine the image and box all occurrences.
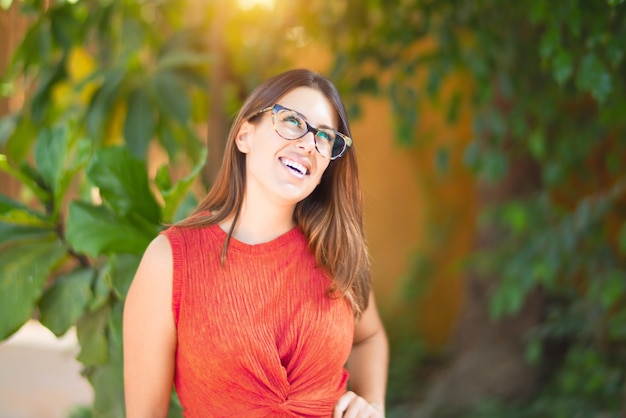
[0,154,51,204]
[5,115,38,163]
[607,310,626,339]
[106,253,141,300]
[39,268,95,336]
[0,222,56,246]
[503,202,528,234]
[528,129,546,160]
[89,361,125,418]
[0,114,16,146]
[174,192,198,222]
[525,339,542,365]
[389,79,419,146]
[435,146,449,176]
[152,71,191,123]
[31,60,66,124]
[124,88,157,160]
[155,164,173,191]
[7,19,48,77]
[490,276,523,318]
[34,125,76,214]
[86,146,160,222]
[84,301,124,417]
[49,4,79,51]
[0,207,49,226]
[539,25,560,59]
[576,53,612,103]
[0,239,67,339]
[156,50,212,72]
[463,140,481,170]
[156,147,206,223]
[76,305,110,366]
[355,76,379,95]
[552,50,573,85]
[589,270,626,309]
[66,201,157,257]
[0,194,31,214]
[89,266,112,312]
[86,68,125,141]
[482,149,508,183]
[34,127,67,190]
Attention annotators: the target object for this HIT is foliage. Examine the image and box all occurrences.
[0,0,328,416]
[317,0,626,415]
[0,122,206,415]
[2,0,626,417]
[1,0,211,416]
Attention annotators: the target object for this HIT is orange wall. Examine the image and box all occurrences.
[296,44,477,350]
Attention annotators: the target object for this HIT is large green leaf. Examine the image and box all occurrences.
[38,268,95,337]
[89,360,125,418]
[31,60,66,124]
[0,222,56,246]
[0,154,51,204]
[88,265,112,312]
[65,201,157,257]
[34,125,69,193]
[576,53,612,104]
[86,146,161,223]
[105,253,141,300]
[86,68,125,141]
[155,147,207,223]
[0,239,67,339]
[34,124,91,217]
[0,194,33,214]
[0,207,50,226]
[124,87,157,160]
[87,302,125,418]
[76,305,110,366]
[152,71,191,123]
[4,115,38,163]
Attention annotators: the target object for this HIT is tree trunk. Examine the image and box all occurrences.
[0,5,26,198]
[203,3,230,186]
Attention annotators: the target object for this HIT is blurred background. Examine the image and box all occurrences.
[1,0,625,417]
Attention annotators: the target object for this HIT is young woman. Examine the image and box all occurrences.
[123,69,388,418]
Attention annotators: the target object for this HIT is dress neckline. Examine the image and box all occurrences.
[209,223,302,254]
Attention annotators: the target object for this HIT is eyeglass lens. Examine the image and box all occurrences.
[274,108,346,159]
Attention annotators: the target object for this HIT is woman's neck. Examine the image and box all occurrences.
[220,198,296,245]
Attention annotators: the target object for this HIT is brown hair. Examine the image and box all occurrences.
[178,68,370,315]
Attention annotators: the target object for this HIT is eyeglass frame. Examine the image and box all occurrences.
[251,104,353,160]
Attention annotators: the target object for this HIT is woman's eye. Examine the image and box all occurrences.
[284,115,302,128]
[317,130,333,142]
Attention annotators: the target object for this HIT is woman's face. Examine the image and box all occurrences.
[236,86,336,207]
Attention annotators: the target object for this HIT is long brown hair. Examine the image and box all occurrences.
[178,69,370,315]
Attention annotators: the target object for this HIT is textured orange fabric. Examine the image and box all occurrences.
[162,224,354,418]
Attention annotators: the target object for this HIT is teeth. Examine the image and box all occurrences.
[282,158,308,175]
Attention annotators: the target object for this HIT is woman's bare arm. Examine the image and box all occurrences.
[123,235,177,418]
[335,292,389,417]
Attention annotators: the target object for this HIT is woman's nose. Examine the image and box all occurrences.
[296,131,316,153]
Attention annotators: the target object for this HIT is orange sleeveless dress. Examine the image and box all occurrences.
[162,224,354,417]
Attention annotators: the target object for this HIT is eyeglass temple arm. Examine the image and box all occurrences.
[253,106,274,117]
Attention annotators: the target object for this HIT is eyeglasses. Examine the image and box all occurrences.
[253,104,352,160]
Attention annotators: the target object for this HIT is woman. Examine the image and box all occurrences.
[123,69,388,417]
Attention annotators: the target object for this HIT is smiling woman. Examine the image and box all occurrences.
[123,69,389,418]
[237,0,275,11]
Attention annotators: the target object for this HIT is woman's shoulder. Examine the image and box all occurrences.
[140,234,174,268]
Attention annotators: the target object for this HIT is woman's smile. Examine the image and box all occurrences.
[280,156,311,178]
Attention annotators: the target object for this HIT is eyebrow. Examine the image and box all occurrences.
[292,107,336,131]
